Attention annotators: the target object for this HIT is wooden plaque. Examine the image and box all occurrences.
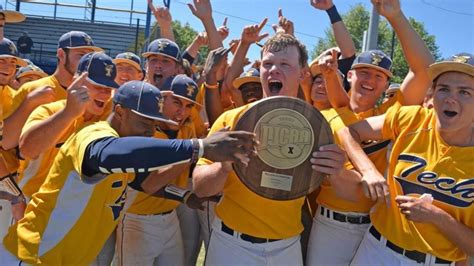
[233,96,333,200]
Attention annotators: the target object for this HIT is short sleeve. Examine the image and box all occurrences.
[382,105,426,141]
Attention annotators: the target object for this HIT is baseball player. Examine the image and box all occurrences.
[14,64,48,88]
[143,38,207,138]
[193,33,349,266]
[0,38,28,240]
[115,74,200,265]
[0,78,257,265]
[339,53,474,265]
[113,52,144,86]
[232,68,263,104]
[2,31,102,150]
[306,0,436,264]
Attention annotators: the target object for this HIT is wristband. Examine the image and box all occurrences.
[204,82,219,90]
[190,138,200,163]
[326,5,342,24]
[197,139,204,158]
[163,185,191,203]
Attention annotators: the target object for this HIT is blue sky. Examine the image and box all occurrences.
[13,0,474,61]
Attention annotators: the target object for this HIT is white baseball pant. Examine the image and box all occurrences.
[306,205,369,266]
[113,210,184,266]
[205,217,303,266]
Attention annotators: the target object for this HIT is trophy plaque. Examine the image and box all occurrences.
[233,96,333,200]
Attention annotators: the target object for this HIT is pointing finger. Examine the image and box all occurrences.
[258,17,268,32]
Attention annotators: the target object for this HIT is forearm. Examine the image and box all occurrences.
[192,163,229,197]
[202,18,223,49]
[224,41,250,89]
[2,102,38,150]
[329,169,365,202]
[19,109,76,159]
[184,39,202,59]
[338,127,378,174]
[387,13,433,73]
[84,136,196,178]
[140,163,190,194]
[324,73,350,108]
[331,22,356,58]
[433,209,474,256]
[205,73,224,125]
[159,23,175,42]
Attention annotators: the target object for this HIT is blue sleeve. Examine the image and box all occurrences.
[82,136,193,178]
[182,51,195,65]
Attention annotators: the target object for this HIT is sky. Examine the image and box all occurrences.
[11,0,474,62]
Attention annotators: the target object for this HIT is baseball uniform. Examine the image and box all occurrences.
[352,105,473,265]
[198,101,305,266]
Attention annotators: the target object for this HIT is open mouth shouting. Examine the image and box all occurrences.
[443,109,458,118]
[268,80,283,95]
[153,73,164,85]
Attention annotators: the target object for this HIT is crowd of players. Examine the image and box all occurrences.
[0,0,472,265]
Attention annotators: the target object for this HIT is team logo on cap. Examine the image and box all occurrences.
[157,41,169,51]
[104,63,114,77]
[453,55,470,64]
[245,70,254,77]
[371,52,383,66]
[124,53,133,59]
[158,97,164,113]
[8,43,16,54]
[84,35,92,46]
[255,109,314,169]
[186,84,195,97]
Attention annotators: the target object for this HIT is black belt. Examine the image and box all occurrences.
[320,206,370,224]
[369,226,452,264]
[137,210,173,216]
[221,222,280,244]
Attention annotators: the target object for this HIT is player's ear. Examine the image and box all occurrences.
[114,104,125,120]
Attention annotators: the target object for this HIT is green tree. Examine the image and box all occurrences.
[311,3,440,83]
[131,20,209,65]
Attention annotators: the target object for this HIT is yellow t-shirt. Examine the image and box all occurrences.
[126,122,195,215]
[17,100,112,198]
[4,75,67,118]
[4,121,132,265]
[372,105,474,262]
[0,86,20,174]
[197,100,305,239]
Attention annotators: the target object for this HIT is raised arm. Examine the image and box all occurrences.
[372,0,434,105]
[19,73,89,159]
[311,0,356,58]
[318,49,350,107]
[187,0,223,49]
[148,0,175,41]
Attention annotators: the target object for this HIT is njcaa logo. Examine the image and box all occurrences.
[256,108,313,169]
[395,154,473,207]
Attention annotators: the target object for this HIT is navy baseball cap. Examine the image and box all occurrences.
[427,52,474,80]
[0,38,27,66]
[0,5,25,23]
[58,31,103,52]
[113,52,142,71]
[352,50,393,78]
[113,80,178,125]
[16,64,48,79]
[142,38,181,62]
[232,68,261,89]
[76,52,119,89]
[161,74,201,106]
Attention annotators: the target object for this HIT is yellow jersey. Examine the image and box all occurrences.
[372,105,474,262]
[4,75,67,119]
[0,86,20,175]
[126,122,195,215]
[3,121,131,265]
[316,90,404,213]
[17,100,112,198]
[197,100,305,239]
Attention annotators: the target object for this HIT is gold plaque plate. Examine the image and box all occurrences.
[233,96,333,200]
